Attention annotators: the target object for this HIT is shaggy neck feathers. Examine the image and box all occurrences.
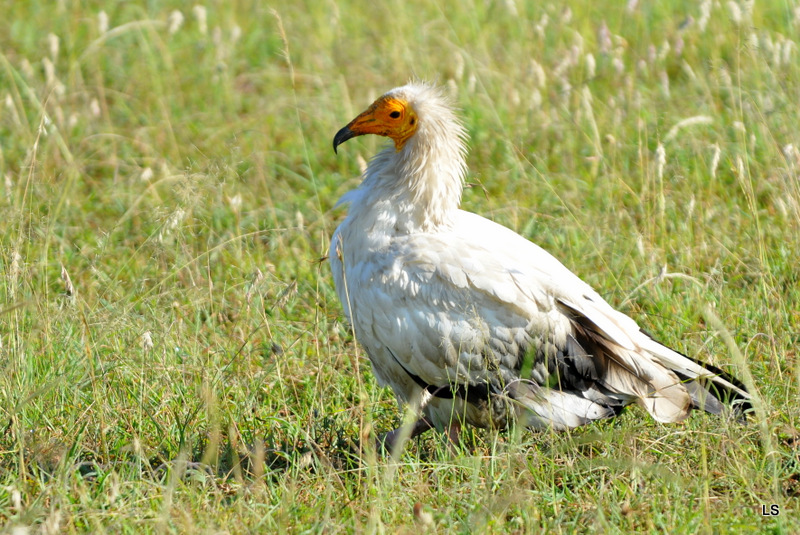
[340,84,468,233]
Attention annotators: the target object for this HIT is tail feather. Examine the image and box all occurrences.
[568,322,696,423]
[682,380,725,415]
[599,352,693,422]
[640,334,752,415]
[556,290,753,427]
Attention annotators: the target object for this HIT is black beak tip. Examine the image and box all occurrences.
[333,125,356,155]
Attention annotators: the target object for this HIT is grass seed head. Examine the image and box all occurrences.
[47,33,59,60]
[60,264,75,299]
[585,53,596,79]
[168,10,184,35]
[699,0,712,31]
[727,1,742,25]
[711,144,722,179]
[142,331,154,352]
[98,10,109,33]
[656,143,666,180]
[193,5,208,35]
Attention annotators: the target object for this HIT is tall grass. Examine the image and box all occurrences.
[0,0,798,532]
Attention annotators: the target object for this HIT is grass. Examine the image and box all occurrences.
[0,0,798,532]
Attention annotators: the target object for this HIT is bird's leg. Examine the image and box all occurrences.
[445,421,461,444]
[444,420,462,452]
[377,417,434,454]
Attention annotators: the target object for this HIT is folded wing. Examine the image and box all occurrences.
[332,209,748,431]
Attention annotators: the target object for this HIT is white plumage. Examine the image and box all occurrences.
[330,82,749,445]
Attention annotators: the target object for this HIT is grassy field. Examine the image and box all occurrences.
[1,0,799,532]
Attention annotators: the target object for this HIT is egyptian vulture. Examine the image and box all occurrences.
[329,82,750,448]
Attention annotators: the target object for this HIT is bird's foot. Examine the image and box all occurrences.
[377,417,434,455]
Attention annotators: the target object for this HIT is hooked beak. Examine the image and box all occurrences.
[333,125,357,154]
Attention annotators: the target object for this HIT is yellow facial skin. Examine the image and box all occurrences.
[333,96,419,153]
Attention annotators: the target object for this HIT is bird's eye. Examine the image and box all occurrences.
[389,111,401,119]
